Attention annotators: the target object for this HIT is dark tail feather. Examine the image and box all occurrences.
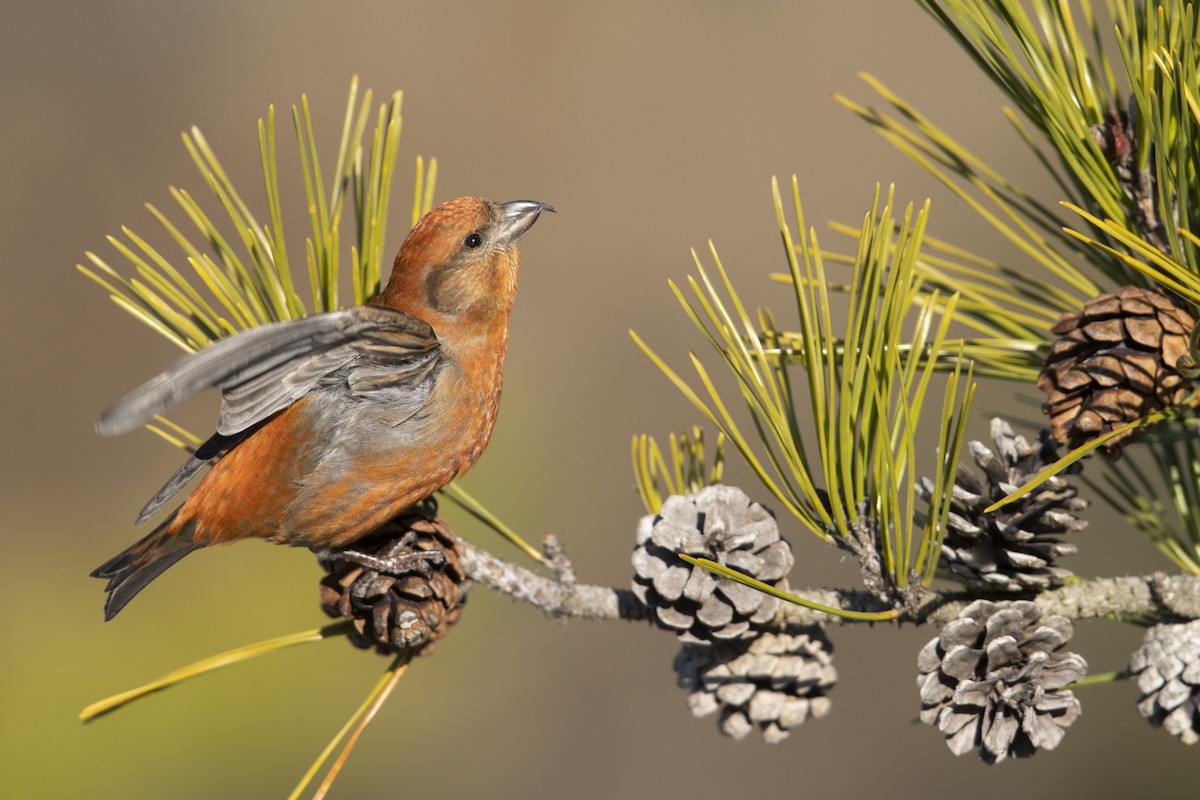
[91,513,204,620]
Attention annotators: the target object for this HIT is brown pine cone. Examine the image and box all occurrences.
[1037,285,1194,457]
[319,511,466,655]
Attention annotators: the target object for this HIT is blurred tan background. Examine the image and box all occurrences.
[1,1,1192,797]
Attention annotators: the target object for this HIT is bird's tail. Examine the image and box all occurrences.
[91,512,204,620]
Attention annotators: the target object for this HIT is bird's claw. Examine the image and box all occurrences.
[333,543,446,576]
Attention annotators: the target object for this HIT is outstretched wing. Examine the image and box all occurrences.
[98,305,442,522]
[98,305,439,436]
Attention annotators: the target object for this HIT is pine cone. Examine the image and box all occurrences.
[632,485,793,643]
[675,629,836,744]
[1037,285,1194,457]
[918,418,1086,592]
[1129,620,1200,745]
[319,512,466,655]
[917,599,1087,763]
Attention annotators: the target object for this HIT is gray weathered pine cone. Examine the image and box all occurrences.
[319,511,466,655]
[675,628,836,744]
[1129,620,1200,745]
[1036,285,1193,457]
[632,485,793,643]
[917,599,1087,763]
[918,418,1086,592]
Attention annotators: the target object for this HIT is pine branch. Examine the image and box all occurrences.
[457,533,652,622]
[457,529,1200,627]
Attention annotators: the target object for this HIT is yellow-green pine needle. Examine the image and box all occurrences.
[438,482,543,562]
[80,622,351,723]
[680,555,898,621]
[987,396,1197,513]
[289,654,411,800]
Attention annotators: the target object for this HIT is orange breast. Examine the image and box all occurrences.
[170,331,508,550]
[172,399,318,545]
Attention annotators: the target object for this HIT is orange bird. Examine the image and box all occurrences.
[93,197,553,619]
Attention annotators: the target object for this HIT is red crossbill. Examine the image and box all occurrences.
[92,196,552,619]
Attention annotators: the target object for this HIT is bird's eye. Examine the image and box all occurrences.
[464,232,483,249]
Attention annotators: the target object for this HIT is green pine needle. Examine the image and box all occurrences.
[634,177,976,595]
[1089,419,1200,575]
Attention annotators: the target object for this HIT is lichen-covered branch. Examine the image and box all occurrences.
[456,535,652,622]
[457,531,1200,631]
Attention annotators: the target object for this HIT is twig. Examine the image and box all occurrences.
[455,536,650,622]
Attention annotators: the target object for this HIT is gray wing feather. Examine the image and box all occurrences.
[101,305,442,520]
[97,311,360,436]
[97,306,438,437]
[134,455,208,525]
[214,346,357,435]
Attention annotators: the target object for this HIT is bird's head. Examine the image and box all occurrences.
[376,197,553,328]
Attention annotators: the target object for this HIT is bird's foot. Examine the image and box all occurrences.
[327,533,446,576]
